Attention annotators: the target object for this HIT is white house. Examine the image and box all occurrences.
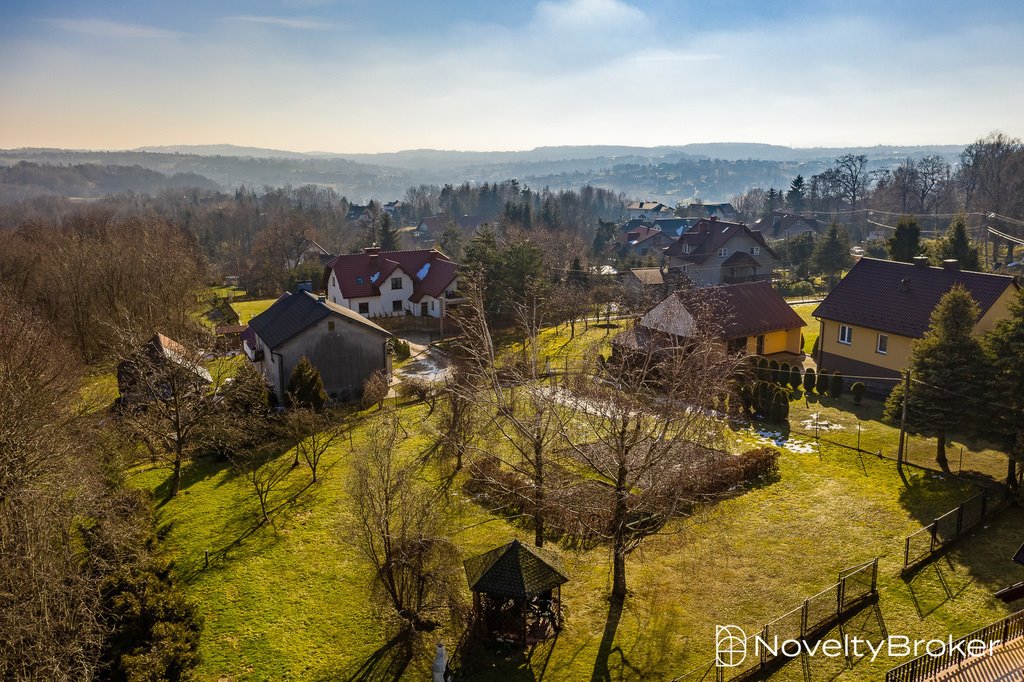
[323,246,459,319]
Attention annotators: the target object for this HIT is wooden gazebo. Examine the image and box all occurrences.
[463,540,568,645]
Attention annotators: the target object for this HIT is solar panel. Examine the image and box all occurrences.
[1014,543,1024,567]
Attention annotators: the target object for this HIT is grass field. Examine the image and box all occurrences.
[231,298,281,324]
[792,303,819,356]
[134,387,1024,680]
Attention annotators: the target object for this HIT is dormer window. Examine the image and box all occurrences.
[718,248,728,257]
[750,246,760,256]
[682,244,690,254]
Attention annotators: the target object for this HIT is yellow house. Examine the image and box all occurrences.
[627,280,806,358]
[813,257,1019,393]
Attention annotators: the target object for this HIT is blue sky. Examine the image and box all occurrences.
[1,0,1022,152]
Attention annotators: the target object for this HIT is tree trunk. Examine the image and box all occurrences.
[533,439,544,548]
[611,472,628,600]
[170,457,182,499]
[936,431,950,473]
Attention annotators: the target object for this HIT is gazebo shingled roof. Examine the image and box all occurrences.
[463,540,568,600]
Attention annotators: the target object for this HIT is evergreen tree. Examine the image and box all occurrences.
[439,222,462,260]
[286,357,327,411]
[983,288,1024,488]
[377,213,400,251]
[938,214,980,271]
[813,222,853,285]
[786,175,807,212]
[887,216,922,263]
[883,287,987,472]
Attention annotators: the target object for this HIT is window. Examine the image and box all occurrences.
[327,320,335,332]
[392,300,402,312]
[755,335,765,355]
[358,302,369,314]
[876,334,888,354]
[750,246,760,256]
[391,277,403,290]
[682,244,690,254]
[355,276,364,285]
[718,248,728,257]
[839,324,853,345]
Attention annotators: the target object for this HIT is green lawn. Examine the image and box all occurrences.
[231,298,281,324]
[792,303,819,356]
[134,392,1023,680]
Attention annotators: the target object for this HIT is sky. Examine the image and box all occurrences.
[1,0,1023,153]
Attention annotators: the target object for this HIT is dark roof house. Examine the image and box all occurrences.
[324,247,458,305]
[663,218,777,287]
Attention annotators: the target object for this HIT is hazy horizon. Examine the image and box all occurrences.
[2,0,1023,153]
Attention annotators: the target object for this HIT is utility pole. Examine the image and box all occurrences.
[896,370,910,474]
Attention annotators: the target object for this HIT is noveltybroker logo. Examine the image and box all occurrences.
[715,625,748,667]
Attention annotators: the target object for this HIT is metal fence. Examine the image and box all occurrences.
[885,608,1024,682]
[902,487,1007,572]
[672,559,879,682]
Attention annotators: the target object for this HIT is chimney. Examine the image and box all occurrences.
[912,256,929,268]
[364,244,380,265]
[942,259,960,272]
[709,215,718,223]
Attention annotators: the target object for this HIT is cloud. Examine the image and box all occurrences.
[533,0,647,31]
[226,15,339,31]
[44,18,179,39]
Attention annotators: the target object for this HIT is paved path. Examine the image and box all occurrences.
[927,639,1024,682]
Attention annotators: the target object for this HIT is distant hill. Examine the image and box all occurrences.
[1,142,967,204]
[0,161,219,202]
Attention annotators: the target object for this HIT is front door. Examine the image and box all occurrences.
[421,301,429,317]
[756,335,765,355]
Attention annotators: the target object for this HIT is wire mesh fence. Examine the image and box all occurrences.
[672,559,879,682]
[902,488,1007,572]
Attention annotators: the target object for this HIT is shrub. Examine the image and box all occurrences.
[286,356,327,410]
[769,389,790,423]
[816,369,830,395]
[361,370,390,409]
[769,359,780,384]
[779,362,791,385]
[755,381,771,415]
[851,381,866,405]
[789,366,803,391]
[830,371,844,398]
[392,338,411,361]
[756,356,769,381]
[812,336,820,357]
[803,367,816,393]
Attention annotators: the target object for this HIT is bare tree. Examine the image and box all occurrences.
[233,448,293,525]
[113,330,224,500]
[553,299,742,600]
[286,408,343,483]
[834,153,870,210]
[347,407,462,631]
[450,276,560,547]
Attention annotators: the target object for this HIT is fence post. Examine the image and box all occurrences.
[904,537,910,569]
[956,503,964,535]
[837,576,845,616]
[872,558,878,594]
[930,521,938,552]
[801,599,809,638]
[761,625,769,668]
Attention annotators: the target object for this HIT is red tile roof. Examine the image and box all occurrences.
[642,281,805,340]
[812,257,1018,338]
[663,218,776,264]
[325,248,458,302]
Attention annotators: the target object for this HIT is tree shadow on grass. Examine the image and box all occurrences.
[590,595,625,682]
[152,454,236,507]
[336,629,415,682]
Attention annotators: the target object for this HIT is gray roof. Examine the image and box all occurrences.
[248,290,390,350]
[464,540,568,599]
[813,258,1018,338]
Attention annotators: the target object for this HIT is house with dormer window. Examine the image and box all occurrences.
[662,217,776,287]
[322,246,459,319]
